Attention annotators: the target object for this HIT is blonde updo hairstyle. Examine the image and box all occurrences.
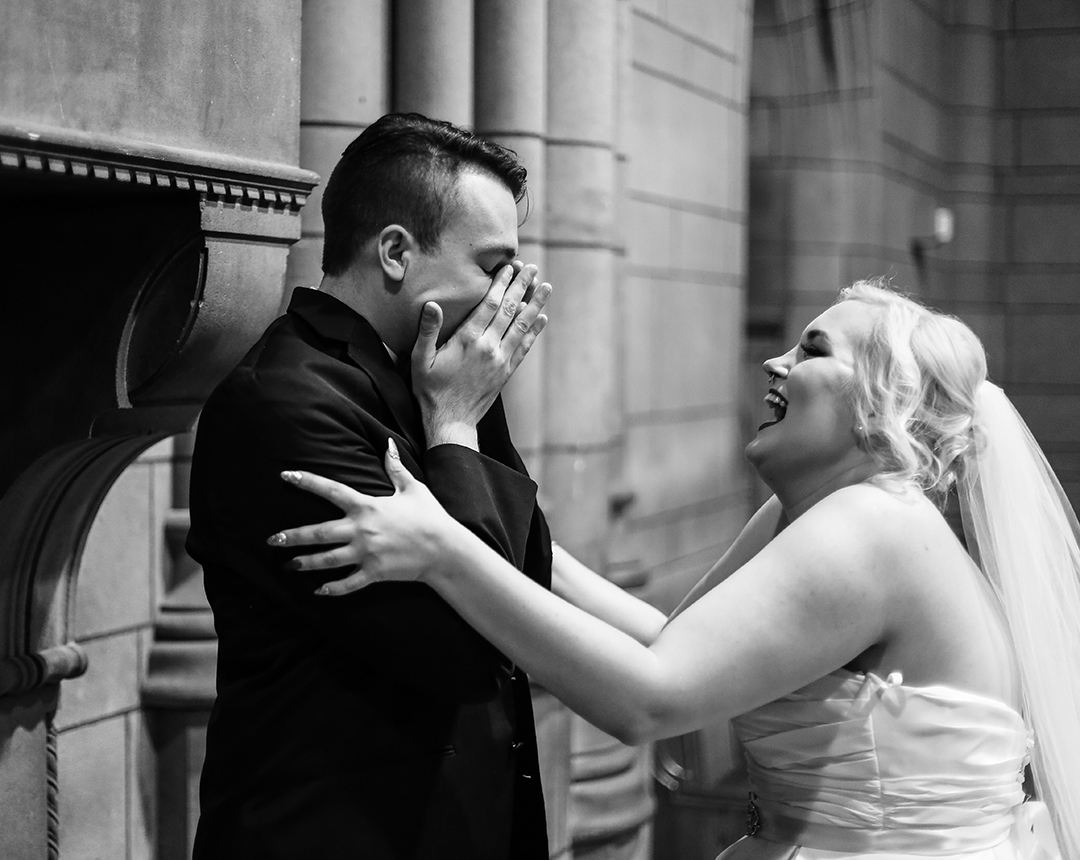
[838,280,988,503]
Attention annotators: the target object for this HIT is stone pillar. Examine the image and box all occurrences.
[393,0,474,126]
[142,431,217,860]
[474,0,548,475]
[474,5,571,858]
[544,2,654,858]
[286,0,392,296]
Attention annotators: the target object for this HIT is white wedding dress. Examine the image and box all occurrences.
[717,670,1060,860]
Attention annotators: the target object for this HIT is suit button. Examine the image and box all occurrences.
[511,741,524,752]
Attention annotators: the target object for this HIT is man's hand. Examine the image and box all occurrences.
[412,263,551,450]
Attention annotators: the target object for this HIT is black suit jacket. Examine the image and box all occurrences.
[187,288,551,860]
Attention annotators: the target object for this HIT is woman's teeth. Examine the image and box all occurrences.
[759,391,788,429]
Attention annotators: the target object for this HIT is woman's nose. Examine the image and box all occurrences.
[763,352,790,382]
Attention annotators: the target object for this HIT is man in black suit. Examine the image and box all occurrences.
[186,113,552,860]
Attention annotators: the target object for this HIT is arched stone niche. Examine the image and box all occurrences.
[0,122,316,858]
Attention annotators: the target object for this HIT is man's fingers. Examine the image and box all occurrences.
[413,302,442,368]
[491,264,537,337]
[509,314,548,373]
[268,520,352,548]
[502,282,551,349]
[280,470,368,512]
[457,263,516,338]
[315,569,372,597]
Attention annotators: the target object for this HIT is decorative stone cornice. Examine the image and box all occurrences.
[0,120,318,212]
[0,643,88,698]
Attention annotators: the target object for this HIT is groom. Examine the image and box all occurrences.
[186,113,552,859]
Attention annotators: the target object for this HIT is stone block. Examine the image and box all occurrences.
[628,67,737,208]
[1014,0,1080,29]
[55,631,140,730]
[786,165,884,246]
[1010,394,1080,445]
[1005,271,1080,304]
[298,124,358,236]
[1004,34,1080,110]
[138,437,174,464]
[58,717,128,860]
[634,500,748,613]
[533,689,572,857]
[672,210,742,277]
[300,0,390,124]
[548,0,618,142]
[881,71,946,162]
[948,29,996,109]
[1008,312,1080,385]
[542,247,620,445]
[284,237,324,296]
[75,465,154,639]
[541,448,617,572]
[129,711,156,860]
[881,0,944,97]
[950,199,1003,264]
[624,413,745,521]
[546,144,617,245]
[950,109,995,167]
[1018,114,1080,168]
[625,196,674,269]
[622,276,742,415]
[949,0,997,28]
[1012,203,1080,265]
[663,0,733,55]
[0,687,55,860]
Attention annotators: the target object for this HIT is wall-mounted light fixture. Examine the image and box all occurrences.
[911,206,954,285]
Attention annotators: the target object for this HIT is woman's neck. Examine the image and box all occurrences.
[770,457,880,521]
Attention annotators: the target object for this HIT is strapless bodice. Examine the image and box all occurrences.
[718,670,1056,859]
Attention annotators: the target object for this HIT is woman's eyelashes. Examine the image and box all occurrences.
[799,342,825,359]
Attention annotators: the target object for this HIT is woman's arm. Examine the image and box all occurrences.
[278,451,894,745]
[551,544,666,645]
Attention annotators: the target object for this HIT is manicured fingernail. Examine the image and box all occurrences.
[281,471,302,483]
[267,533,287,547]
[315,585,331,596]
[387,438,400,460]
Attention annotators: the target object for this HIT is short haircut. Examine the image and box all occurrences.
[320,113,528,276]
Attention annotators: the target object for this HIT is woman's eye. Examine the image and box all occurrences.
[799,343,823,358]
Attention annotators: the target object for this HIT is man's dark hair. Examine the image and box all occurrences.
[320,113,528,276]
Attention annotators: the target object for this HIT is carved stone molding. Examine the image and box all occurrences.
[0,643,88,699]
[0,120,318,663]
[0,120,315,212]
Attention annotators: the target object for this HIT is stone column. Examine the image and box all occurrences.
[394,0,473,126]
[474,0,547,481]
[474,5,571,858]
[286,0,392,296]
[544,2,653,859]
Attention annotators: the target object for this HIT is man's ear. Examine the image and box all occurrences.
[376,224,417,282]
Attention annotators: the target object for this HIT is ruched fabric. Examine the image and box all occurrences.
[717,670,1058,860]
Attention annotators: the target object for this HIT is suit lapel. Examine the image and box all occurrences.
[285,289,423,454]
[345,324,423,454]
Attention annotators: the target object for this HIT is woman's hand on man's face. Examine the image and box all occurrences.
[412,262,551,450]
[266,440,455,596]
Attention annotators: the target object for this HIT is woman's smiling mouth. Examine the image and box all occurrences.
[759,389,788,430]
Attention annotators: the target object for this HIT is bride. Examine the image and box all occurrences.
[271,281,1078,860]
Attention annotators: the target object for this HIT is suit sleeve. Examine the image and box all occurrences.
[187,362,541,703]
